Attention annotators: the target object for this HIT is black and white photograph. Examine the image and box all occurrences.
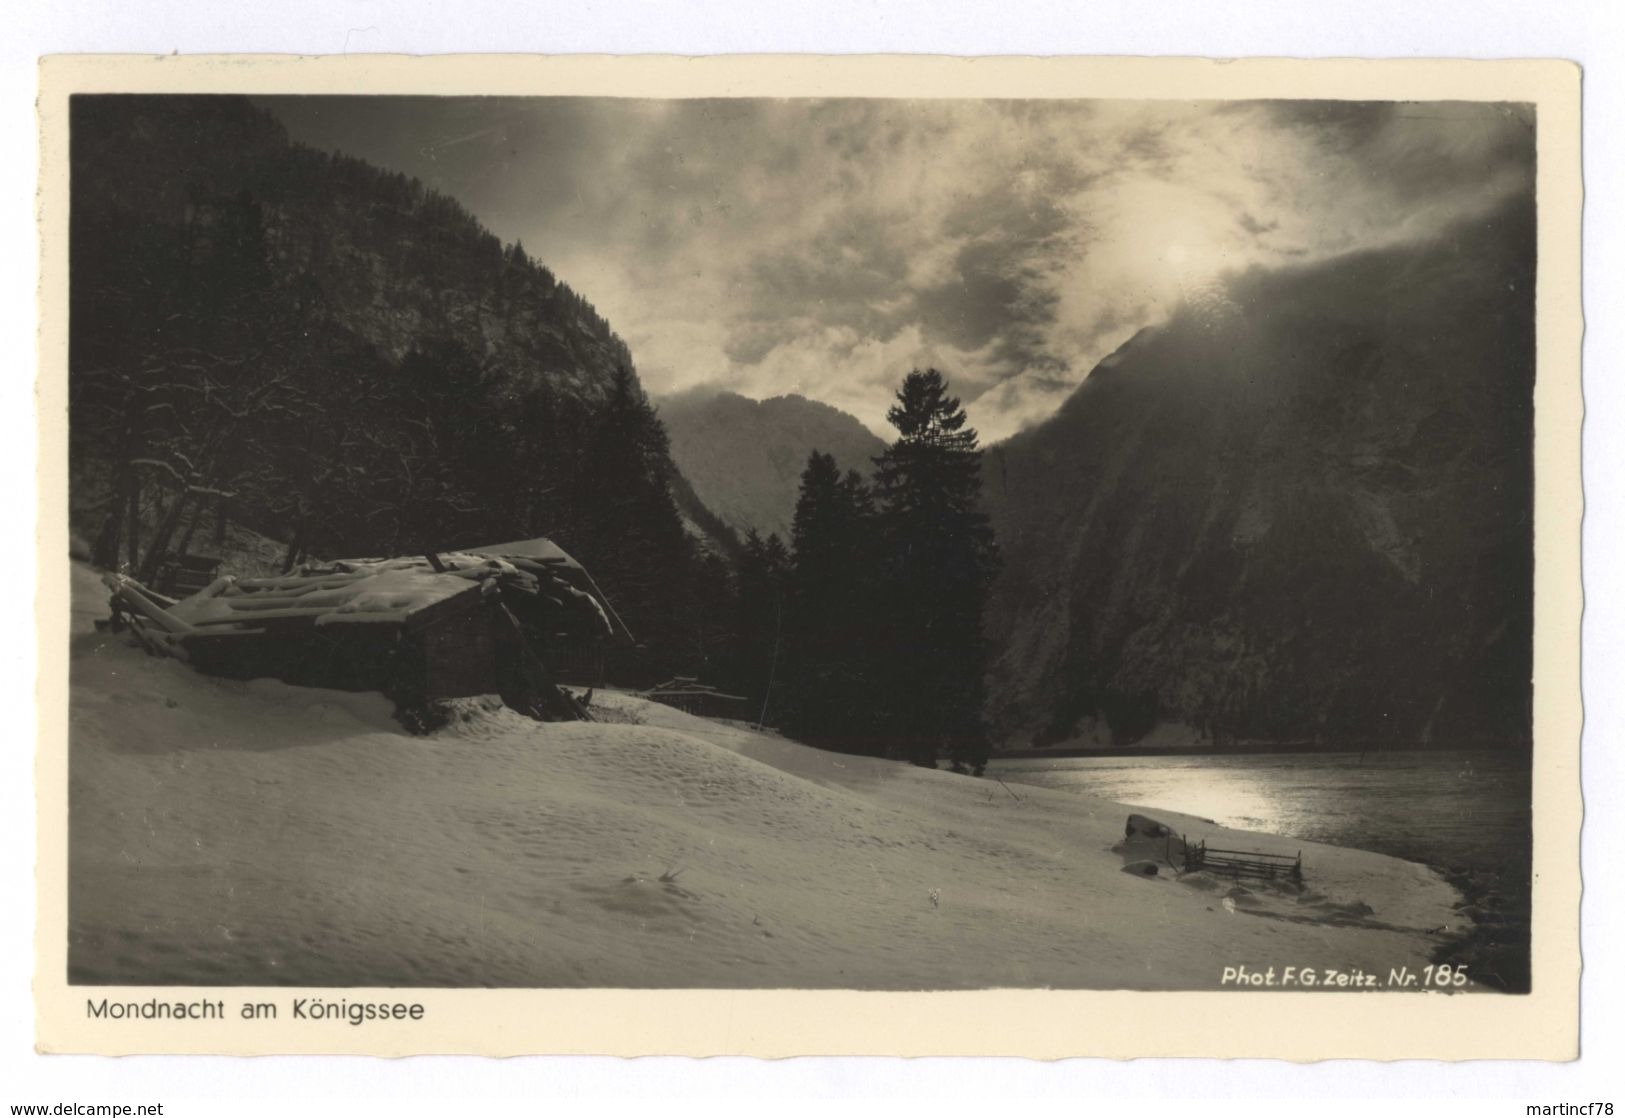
[46,57,1580,1037]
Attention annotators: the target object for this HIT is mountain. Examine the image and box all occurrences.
[68,95,734,673]
[659,391,889,539]
[71,97,635,401]
[982,197,1535,752]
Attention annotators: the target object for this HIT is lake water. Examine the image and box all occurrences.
[990,750,1531,875]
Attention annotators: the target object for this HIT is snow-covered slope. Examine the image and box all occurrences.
[68,562,1466,989]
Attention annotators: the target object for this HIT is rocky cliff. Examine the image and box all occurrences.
[982,198,1535,751]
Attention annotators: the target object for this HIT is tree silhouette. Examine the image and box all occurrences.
[872,369,1000,770]
[732,529,790,722]
[778,452,884,752]
[570,367,693,681]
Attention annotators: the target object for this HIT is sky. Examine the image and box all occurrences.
[262,96,1534,443]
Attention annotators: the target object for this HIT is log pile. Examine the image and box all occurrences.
[638,677,751,720]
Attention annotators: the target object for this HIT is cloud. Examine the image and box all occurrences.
[262,96,1535,444]
[1237,212,1279,237]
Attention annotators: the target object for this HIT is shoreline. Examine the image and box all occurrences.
[992,756,1531,993]
[68,560,1479,991]
[1428,857,1532,994]
[994,743,1534,761]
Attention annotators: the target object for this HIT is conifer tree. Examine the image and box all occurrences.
[733,529,790,722]
[777,451,887,753]
[572,367,692,680]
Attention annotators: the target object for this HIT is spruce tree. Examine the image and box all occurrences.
[733,529,789,722]
[573,366,692,680]
[873,369,1000,770]
[780,452,881,751]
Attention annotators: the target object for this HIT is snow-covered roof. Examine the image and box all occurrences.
[464,537,583,571]
[466,537,635,645]
[153,539,632,646]
[158,542,636,642]
[167,555,496,632]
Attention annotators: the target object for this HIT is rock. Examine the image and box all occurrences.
[1115,814,1188,870]
[1121,860,1160,877]
[1124,813,1175,840]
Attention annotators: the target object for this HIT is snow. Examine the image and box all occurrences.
[464,537,583,573]
[311,564,482,626]
[67,561,1470,989]
[165,556,496,631]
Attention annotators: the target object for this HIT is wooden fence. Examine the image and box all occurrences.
[1182,836,1303,884]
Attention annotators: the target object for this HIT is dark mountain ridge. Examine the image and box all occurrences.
[69,95,735,673]
[73,96,636,401]
[659,390,888,539]
[982,197,1535,752]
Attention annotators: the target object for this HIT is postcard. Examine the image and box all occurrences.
[35,53,1583,1058]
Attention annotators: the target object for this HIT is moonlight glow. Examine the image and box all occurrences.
[263,98,1535,442]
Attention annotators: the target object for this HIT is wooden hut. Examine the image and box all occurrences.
[464,537,636,687]
[104,540,624,721]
